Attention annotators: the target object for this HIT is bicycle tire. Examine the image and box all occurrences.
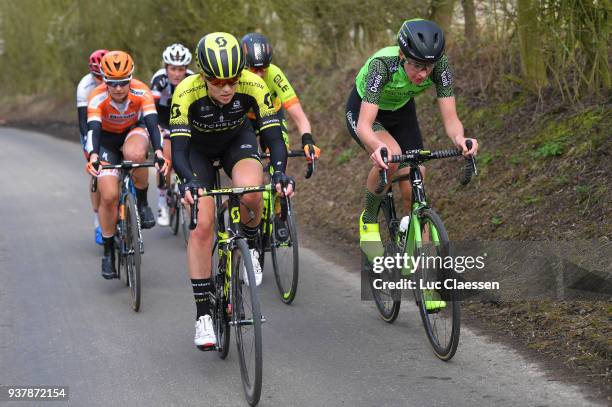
[232,238,263,406]
[270,198,299,304]
[367,196,401,322]
[126,193,142,312]
[212,236,231,359]
[412,208,460,361]
[169,189,180,236]
[179,202,190,247]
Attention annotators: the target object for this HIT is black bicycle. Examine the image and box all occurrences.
[167,174,190,246]
[187,160,266,406]
[259,149,314,304]
[366,141,476,360]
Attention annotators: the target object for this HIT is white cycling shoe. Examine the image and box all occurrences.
[243,249,263,287]
[194,315,216,348]
[157,206,170,226]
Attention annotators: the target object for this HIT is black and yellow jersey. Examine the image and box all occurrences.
[169,70,280,144]
[169,70,288,183]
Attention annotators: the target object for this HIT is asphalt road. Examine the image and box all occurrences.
[0,128,601,406]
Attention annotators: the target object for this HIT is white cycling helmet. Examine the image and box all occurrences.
[162,43,192,66]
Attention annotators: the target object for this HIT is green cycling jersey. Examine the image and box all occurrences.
[355,46,454,111]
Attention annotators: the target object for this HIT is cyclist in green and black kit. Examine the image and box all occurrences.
[345,18,478,264]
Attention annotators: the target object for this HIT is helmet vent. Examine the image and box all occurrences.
[417,33,425,43]
[434,33,439,45]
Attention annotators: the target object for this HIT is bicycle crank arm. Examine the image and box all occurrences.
[229,316,267,326]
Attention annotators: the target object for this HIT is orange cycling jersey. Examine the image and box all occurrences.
[87,78,157,133]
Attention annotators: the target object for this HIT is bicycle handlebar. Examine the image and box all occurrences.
[188,184,272,230]
[375,141,477,191]
[260,148,316,179]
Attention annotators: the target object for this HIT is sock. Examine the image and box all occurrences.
[102,235,114,256]
[93,211,100,228]
[158,188,168,208]
[362,189,384,224]
[192,278,213,319]
[135,187,148,207]
[241,222,260,249]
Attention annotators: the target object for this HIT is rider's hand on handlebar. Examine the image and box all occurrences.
[182,179,204,206]
[457,138,478,157]
[303,144,321,162]
[86,153,100,177]
[154,150,170,176]
[370,145,389,170]
[272,171,296,198]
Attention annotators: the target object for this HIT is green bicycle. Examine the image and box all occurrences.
[366,142,476,361]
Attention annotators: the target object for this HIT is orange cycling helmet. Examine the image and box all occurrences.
[101,50,134,79]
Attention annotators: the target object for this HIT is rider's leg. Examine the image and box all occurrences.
[123,127,154,228]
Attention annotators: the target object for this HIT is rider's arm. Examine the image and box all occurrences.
[140,88,163,153]
[266,64,312,137]
[169,78,196,182]
[87,120,102,156]
[170,135,195,182]
[437,97,464,147]
[77,107,88,146]
[285,103,312,138]
[260,122,288,173]
[356,58,389,153]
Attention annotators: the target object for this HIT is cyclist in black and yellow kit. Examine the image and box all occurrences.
[241,33,320,160]
[170,32,293,349]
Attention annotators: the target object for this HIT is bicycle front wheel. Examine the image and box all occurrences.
[270,197,299,304]
[413,208,460,361]
[232,238,263,406]
[169,190,180,236]
[212,236,231,359]
[179,201,190,247]
[125,193,142,312]
[367,197,401,323]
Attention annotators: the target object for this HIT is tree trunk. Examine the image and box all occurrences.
[517,0,548,92]
[429,0,456,33]
[461,0,477,45]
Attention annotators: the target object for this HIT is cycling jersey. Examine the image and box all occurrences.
[247,63,298,120]
[169,70,287,182]
[86,78,162,154]
[76,73,101,151]
[355,46,454,111]
[150,68,195,128]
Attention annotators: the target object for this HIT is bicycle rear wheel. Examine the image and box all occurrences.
[232,238,263,406]
[270,196,299,304]
[125,193,142,312]
[413,208,460,361]
[367,197,401,322]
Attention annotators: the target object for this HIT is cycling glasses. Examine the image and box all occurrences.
[205,75,240,88]
[104,78,131,88]
[405,59,435,72]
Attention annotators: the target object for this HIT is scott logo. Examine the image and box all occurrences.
[215,36,227,47]
[171,103,181,119]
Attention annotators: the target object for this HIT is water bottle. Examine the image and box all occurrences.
[397,216,410,250]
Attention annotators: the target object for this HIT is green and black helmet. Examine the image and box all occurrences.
[397,18,445,63]
[196,32,245,79]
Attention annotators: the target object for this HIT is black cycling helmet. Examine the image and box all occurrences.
[241,33,273,69]
[398,18,445,63]
[196,32,244,79]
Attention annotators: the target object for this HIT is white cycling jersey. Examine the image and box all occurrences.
[76,73,100,108]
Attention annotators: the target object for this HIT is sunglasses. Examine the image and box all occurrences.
[405,59,435,72]
[105,79,131,88]
[206,75,240,87]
